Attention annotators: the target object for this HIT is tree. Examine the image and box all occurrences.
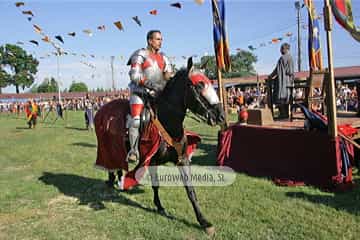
[195,50,258,79]
[0,69,11,94]
[0,44,39,93]
[37,77,59,93]
[69,81,88,92]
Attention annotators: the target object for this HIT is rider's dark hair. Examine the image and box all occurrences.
[147,30,161,42]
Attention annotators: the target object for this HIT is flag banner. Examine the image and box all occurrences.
[330,0,360,42]
[211,0,231,72]
[304,0,323,71]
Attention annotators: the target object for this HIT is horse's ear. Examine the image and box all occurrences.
[187,57,193,73]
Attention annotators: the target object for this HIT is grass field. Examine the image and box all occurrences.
[0,111,360,240]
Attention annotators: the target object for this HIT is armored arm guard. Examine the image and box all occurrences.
[128,49,147,86]
[162,54,173,73]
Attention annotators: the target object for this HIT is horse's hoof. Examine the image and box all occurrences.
[158,209,174,219]
[205,226,216,237]
[105,180,114,188]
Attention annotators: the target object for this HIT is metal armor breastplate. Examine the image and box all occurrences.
[142,53,166,92]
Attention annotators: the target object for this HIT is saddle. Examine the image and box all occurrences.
[126,101,188,165]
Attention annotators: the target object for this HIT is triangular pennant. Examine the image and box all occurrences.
[83,29,93,36]
[15,2,25,7]
[55,35,64,44]
[170,2,182,9]
[33,24,42,34]
[41,36,50,42]
[22,10,34,16]
[149,9,158,15]
[195,0,204,5]
[29,40,39,46]
[113,21,124,31]
[97,25,106,31]
[68,32,76,37]
[132,16,142,27]
[27,17,32,21]
[271,38,280,43]
[248,45,256,51]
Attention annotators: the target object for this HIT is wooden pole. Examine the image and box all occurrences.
[323,0,338,138]
[217,68,229,128]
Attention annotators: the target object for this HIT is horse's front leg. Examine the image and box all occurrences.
[178,164,215,236]
[149,165,173,218]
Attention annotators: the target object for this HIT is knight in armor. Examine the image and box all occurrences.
[127,30,174,162]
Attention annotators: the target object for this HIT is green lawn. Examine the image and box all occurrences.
[0,111,359,240]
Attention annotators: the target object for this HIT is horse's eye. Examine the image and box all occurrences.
[196,82,205,91]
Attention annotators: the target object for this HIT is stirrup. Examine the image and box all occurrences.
[127,150,139,162]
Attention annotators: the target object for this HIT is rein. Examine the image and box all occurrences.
[148,106,187,165]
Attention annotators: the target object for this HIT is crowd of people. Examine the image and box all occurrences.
[225,82,359,114]
[0,90,130,129]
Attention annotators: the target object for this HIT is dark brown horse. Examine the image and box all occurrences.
[94,59,224,235]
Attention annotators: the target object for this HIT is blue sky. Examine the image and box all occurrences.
[1,0,360,93]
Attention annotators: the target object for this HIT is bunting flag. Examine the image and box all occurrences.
[149,9,158,15]
[15,2,25,7]
[41,36,50,42]
[22,10,34,16]
[304,0,323,71]
[211,0,231,72]
[132,16,142,27]
[271,38,281,43]
[68,32,76,37]
[195,0,205,5]
[170,3,182,9]
[55,35,64,44]
[114,21,124,31]
[29,40,39,46]
[97,25,106,31]
[27,17,32,21]
[330,0,360,42]
[83,29,93,36]
[248,45,256,51]
[33,24,42,34]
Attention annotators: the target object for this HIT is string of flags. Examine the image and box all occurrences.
[247,32,293,51]
[14,1,194,45]
[11,0,207,69]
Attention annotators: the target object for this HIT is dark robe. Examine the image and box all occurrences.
[269,53,294,104]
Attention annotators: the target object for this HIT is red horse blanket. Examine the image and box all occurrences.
[94,99,201,190]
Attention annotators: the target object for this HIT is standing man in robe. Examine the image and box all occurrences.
[268,43,295,119]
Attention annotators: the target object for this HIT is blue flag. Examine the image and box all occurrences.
[211,0,231,72]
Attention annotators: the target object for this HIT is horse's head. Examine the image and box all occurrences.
[185,58,225,126]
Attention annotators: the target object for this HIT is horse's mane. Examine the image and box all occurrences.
[161,68,188,95]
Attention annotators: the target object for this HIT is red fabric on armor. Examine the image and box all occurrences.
[148,53,165,70]
[130,103,144,117]
[142,59,152,69]
[131,63,140,68]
